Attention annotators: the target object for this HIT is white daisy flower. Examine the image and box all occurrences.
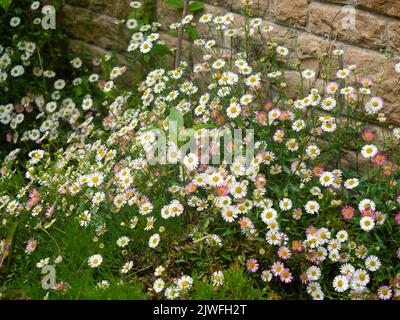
[360,216,375,231]
[344,178,359,189]
[149,233,160,248]
[361,144,378,158]
[333,275,349,293]
[212,271,225,286]
[365,255,381,272]
[153,279,165,293]
[88,254,103,268]
[305,201,320,215]
[116,236,130,248]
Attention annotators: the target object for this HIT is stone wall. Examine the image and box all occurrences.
[60,0,400,125]
[60,0,138,81]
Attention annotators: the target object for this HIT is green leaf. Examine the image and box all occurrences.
[0,0,13,11]
[186,25,199,41]
[164,0,184,9]
[152,43,172,56]
[167,30,178,38]
[164,0,204,12]
[143,54,150,63]
[189,1,204,12]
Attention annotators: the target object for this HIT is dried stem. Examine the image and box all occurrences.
[174,0,190,69]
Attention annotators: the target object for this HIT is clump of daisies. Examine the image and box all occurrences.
[0,1,110,153]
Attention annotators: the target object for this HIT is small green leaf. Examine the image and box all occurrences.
[152,43,172,56]
[143,54,150,63]
[167,30,178,38]
[189,1,204,12]
[164,0,184,9]
[0,0,13,11]
[186,25,199,41]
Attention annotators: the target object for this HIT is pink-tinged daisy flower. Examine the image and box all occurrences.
[373,153,386,166]
[325,82,339,95]
[360,77,373,87]
[312,165,324,177]
[280,268,293,283]
[215,186,229,196]
[271,261,285,276]
[114,164,121,174]
[299,273,308,284]
[272,129,285,142]
[292,208,303,220]
[255,175,267,189]
[341,205,355,220]
[28,188,40,207]
[346,93,358,104]
[277,246,292,260]
[45,205,55,218]
[279,111,292,121]
[305,251,318,263]
[238,217,254,229]
[383,164,396,176]
[361,129,374,142]
[185,183,197,193]
[306,226,318,236]
[292,240,303,252]
[58,186,68,194]
[397,195,400,204]
[256,149,267,160]
[241,106,251,117]
[314,127,323,136]
[377,286,392,300]
[25,238,38,254]
[361,208,375,219]
[395,212,400,225]
[246,258,259,273]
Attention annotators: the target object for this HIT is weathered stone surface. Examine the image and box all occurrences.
[322,0,400,18]
[356,0,400,18]
[297,33,339,71]
[309,2,386,49]
[388,20,400,52]
[68,38,110,58]
[159,32,190,64]
[89,0,132,18]
[65,0,90,7]
[284,70,302,97]
[61,5,128,51]
[258,19,299,46]
[201,0,268,17]
[65,0,137,18]
[269,0,308,27]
